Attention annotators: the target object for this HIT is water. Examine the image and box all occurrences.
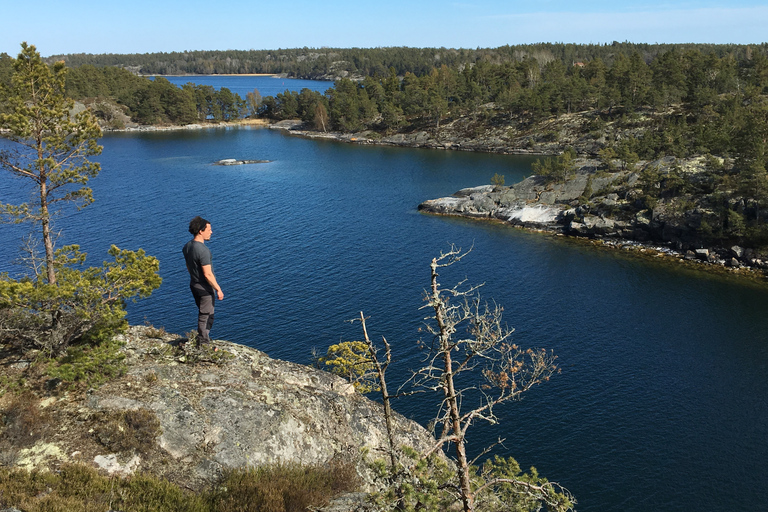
[2,85,767,512]
[157,74,333,98]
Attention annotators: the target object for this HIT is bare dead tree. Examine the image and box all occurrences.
[407,245,562,512]
[356,311,398,470]
[332,248,572,511]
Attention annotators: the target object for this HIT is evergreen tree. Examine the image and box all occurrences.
[0,43,102,285]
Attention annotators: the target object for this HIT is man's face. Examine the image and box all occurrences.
[200,223,212,240]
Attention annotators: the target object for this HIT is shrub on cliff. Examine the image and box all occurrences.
[0,245,161,357]
[329,246,573,512]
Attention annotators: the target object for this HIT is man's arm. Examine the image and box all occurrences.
[201,264,224,300]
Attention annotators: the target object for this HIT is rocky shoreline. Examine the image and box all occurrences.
[103,118,271,133]
[267,119,551,155]
[264,121,768,281]
[417,165,768,280]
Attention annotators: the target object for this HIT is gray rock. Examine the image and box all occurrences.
[215,158,270,165]
[108,327,436,490]
[417,158,768,274]
[6,326,439,495]
[694,249,710,260]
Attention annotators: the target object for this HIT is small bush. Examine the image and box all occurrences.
[318,341,378,393]
[46,337,126,388]
[94,408,162,454]
[94,408,162,455]
[209,459,360,512]
[144,322,168,338]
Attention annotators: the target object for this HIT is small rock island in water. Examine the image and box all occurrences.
[215,158,270,165]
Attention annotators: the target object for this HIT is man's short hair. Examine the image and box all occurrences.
[188,216,210,236]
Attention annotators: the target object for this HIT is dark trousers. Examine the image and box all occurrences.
[191,283,215,344]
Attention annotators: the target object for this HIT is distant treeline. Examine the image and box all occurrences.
[2,42,768,164]
[0,55,247,126]
[42,43,768,79]
[260,46,768,161]
[1,43,767,159]
[63,65,249,125]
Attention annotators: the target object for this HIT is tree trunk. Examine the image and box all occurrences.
[430,259,474,512]
[40,177,56,285]
[360,312,397,470]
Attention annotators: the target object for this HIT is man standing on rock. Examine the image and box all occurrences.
[182,216,224,347]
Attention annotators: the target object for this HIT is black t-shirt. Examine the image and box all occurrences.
[182,240,213,289]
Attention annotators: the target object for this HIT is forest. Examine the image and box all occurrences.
[40,43,768,79]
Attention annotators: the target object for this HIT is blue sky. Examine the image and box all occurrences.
[2,1,766,57]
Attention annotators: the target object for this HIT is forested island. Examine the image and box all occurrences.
[3,42,768,268]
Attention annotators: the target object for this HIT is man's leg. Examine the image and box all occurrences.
[196,294,215,345]
[192,285,215,345]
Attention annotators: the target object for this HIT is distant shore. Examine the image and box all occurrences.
[141,73,280,78]
[105,118,270,132]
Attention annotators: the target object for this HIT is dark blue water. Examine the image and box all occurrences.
[2,93,767,512]
[158,75,332,98]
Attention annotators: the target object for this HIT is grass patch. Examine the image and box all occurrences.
[209,459,360,512]
[94,408,162,455]
[0,463,207,512]
[0,458,361,512]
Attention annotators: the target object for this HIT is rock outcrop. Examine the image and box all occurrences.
[418,158,768,274]
[215,158,270,165]
[0,326,436,494]
[268,110,661,157]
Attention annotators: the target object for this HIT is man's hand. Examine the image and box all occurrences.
[217,289,224,300]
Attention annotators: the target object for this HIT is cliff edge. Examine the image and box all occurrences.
[0,326,435,494]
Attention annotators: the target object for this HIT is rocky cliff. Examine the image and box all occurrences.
[0,326,436,495]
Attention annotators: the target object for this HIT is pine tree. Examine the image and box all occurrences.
[0,43,102,285]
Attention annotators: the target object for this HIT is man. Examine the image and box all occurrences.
[182,216,224,347]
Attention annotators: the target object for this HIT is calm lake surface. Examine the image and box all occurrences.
[158,74,333,98]
[1,77,767,511]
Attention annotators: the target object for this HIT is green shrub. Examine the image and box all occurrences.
[46,336,126,387]
[0,245,161,356]
[318,341,378,393]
